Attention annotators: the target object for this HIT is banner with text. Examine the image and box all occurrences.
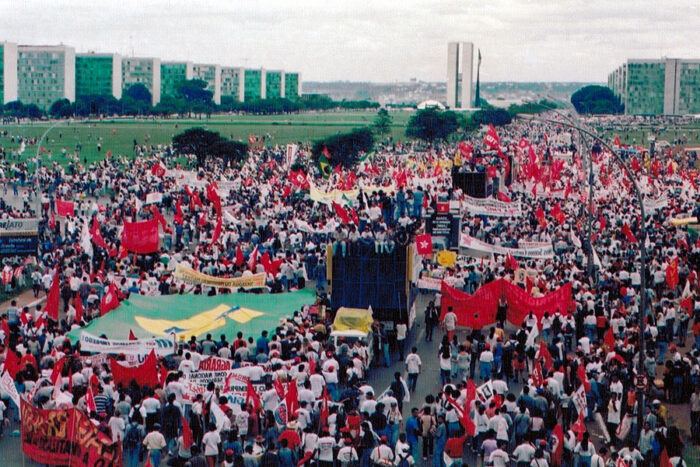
[462,196,522,217]
[459,234,554,259]
[174,265,267,289]
[78,331,176,357]
[21,399,122,466]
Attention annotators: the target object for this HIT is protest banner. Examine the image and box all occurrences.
[440,278,573,329]
[20,399,122,466]
[174,264,267,289]
[643,195,668,211]
[417,277,442,291]
[0,371,21,415]
[145,192,163,204]
[459,234,554,259]
[462,195,522,217]
[308,180,359,206]
[78,331,176,357]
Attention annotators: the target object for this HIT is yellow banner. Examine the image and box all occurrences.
[174,265,266,289]
[437,250,457,267]
[308,180,359,206]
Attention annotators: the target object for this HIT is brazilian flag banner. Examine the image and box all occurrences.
[67,289,316,344]
[318,153,332,178]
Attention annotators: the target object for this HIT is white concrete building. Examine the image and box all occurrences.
[0,41,18,104]
[17,44,75,110]
[446,41,474,109]
[122,56,161,105]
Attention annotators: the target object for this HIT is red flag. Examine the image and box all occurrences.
[285,380,299,418]
[577,363,591,393]
[248,246,259,271]
[532,361,544,387]
[198,211,208,227]
[535,206,547,228]
[415,234,433,256]
[571,411,586,441]
[182,415,194,450]
[122,218,160,254]
[466,379,477,403]
[90,217,110,251]
[505,254,519,271]
[320,386,330,427]
[621,223,637,243]
[289,170,310,190]
[110,350,159,387]
[537,341,553,372]
[604,327,615,350]
[613,136,621,147]
[151,206,171,234]
[659,448,671,467]
[4,349,20,378]
[49,212,56,230]
[100,283,120,316]
[459,141,474,160]
[50,356,65,385]
[322,146,332,159]
[484,124,502,153]
[274,378,286,398]
[144,458,154,467]
[46,268,60,321]
[551,203,566,225]
[333,202,351,225]
[85,385,97,413]
[666,257,679,290]
[631,157,640,172]
[552,424,564,467]
[667,161,674,176]
[564,179,572,199]
[151,162,166,177]
[174,196,184,226]
[599,214,606,231]
[436,202,450,214]
[445,393,475,436]
[208,214,223,250]
[246,378,261,412]
[128,330,137,341]
[497,192,511,203]
[56,199,75,217]
[74,296,83,323]
[236,245,245,267]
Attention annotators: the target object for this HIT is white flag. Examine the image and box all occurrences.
[0,371,21,417]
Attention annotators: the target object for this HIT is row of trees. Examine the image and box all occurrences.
[172,128,249,168]
[0,81,381,120]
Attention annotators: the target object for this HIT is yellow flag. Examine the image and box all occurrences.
[437,250,457,267]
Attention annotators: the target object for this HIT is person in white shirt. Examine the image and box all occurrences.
[511,440,536,465]
[370,436,394,465]
[489,442,511,467]
[442,307,458,342]
[404,347,422,393]
[202,423,221,463]
[316,430,336,465]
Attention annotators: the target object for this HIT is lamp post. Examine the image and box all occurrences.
[519,113,648,441]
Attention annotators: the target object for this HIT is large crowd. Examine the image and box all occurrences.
[0,113,699,467]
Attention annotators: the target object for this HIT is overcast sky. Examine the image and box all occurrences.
[1,0,698,83]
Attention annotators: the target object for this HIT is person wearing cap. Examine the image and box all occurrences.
[143,423,167,467]
[370,435,394,466]
[279,420,301,450]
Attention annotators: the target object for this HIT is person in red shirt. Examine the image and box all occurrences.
[444,434,467,465]
[278,420,301,450]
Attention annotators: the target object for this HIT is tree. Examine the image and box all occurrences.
[74,95,120,116]
[311,127,374,170]
[571,85,623,115]
[49,98,73,118]
[471,108,512,126]
[3,101,43,119]
[405,109,462,141]
[124,84,152,104]
[172,128,225,167]
[373,108,392,136]
[209,139,249,168]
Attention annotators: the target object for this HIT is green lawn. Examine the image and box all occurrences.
[599,123,700,147]
[0,110,414,165]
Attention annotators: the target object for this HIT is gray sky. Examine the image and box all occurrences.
[1,0,698,83]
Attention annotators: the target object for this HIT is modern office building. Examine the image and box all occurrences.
[160,61,193,98]
[608,58,700,115]
[75,53,122,99]
[446,41,474,109]
[0,42,18,104]
[17,45,75,110]
[284,72,301,98]
[221,66,244,102]
[122,56,161,105]
[192,63,221,105]
[265,70,284,99]
[244,68,266,101]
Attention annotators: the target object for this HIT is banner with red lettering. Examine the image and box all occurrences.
[21,399,122,466]
[440,279,573,329]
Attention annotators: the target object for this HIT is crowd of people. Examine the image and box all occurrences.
[0,113,698,467]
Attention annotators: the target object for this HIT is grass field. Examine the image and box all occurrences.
[0,110,414,165]
[599,123,700,147]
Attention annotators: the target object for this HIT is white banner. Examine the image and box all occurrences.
[78,331,177,357]
[417,277,442,291]
[145,192,163,205]
[0,218,40,235]
[286,144,298,167]
[462,196,522,217]
[0,371,21,416]
[643,195,668,211]
[573,385,587,415]
[459,234,554,259]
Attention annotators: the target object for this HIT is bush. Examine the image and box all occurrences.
[471,108,512,126]
[405,108,462,141]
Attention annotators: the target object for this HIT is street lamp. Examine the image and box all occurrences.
[519,112,649,441]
